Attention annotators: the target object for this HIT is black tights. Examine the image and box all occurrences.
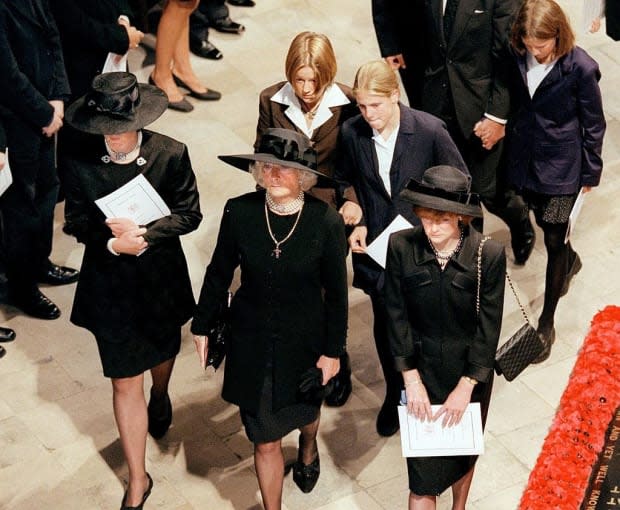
[537,221,575,336]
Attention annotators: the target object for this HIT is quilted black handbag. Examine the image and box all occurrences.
[206,291,233,370]
[476,238,544,381]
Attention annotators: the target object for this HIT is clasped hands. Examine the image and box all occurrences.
[106,218,148,255]
[473,117,505,150]
[404,371,474,428]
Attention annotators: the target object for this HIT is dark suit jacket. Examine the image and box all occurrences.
[335,105,467,292]
[607,0,620,40]
[505,47,606,195]
[64,130,202,340]
[50,0,132,100]
[0,0,70,130]
[384,226,505,393]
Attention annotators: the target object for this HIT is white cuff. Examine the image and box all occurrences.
[483,113,507,125]
[107,238,120,256]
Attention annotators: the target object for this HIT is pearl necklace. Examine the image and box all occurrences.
[427,227,464,270]
[265,190,304,215]
[264,202,304,259]
[104,131,142,162]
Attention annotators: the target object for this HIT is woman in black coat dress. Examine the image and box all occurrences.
[63,72,202,510]
[384,166,506,510]
[192,129,347,510]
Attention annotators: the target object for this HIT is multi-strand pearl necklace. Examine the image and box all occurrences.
[427,227,464,270]
[264,191,305,259]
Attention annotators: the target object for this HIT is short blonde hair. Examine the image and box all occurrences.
[511,0,575,58]
[352,60,399,98]
[285,32,337,96]
[250,161,318,192]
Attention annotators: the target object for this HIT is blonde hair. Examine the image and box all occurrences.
[352,60,399,98]
[285,32,337,96]
[250,161,318,191]
[511,0,575,58]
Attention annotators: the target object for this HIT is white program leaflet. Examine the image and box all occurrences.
[102,52,128,73]
[565,188,585,243]
[366,215,414,269]
[95,174,170,225]
[0,149,12,196]
[398,403,484,457]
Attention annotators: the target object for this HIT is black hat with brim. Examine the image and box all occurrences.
[400,165,483,218]
[65,72,168,135]
[218,128,333,185]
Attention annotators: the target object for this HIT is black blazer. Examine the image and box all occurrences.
[607,0,620,41]
[50,0,132,100]
[335,105,467,292]
[384,226,506,398]
[0,0,70,129]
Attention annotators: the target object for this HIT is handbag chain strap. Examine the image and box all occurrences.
[476,236,531,325]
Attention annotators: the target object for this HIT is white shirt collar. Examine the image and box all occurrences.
[270,82,350,137]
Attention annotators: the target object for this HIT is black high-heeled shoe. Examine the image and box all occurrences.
[532,328,556,364]
[292,438,320,493]
[147,390,172,439]
[120,472,153,510]
[147,75,193,112]
[172,74,222,101]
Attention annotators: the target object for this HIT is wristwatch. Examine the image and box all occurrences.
[463,376,478,386]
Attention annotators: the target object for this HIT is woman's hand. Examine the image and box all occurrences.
[434,377,474,428]
[338,200,363,225]
[404,369,432,422]
[193,335,208,369]
[106,217,140,237]
[0,151,5,171]
[316,355,340,385]
[473,118,505,150]
[348,225,368,253]
[590,17,601,33]
[111,227,148,255]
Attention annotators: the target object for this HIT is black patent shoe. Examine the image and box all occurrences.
[511,217,536,265]
[0,345,6,359]
[14,289,60,320]
[39,263,79,285]
[376,399,400,437]
[324,352,352,407]
[120,472,153,510]
[212,16,245,34]
[190,39,223,60]
[0,327,16,343]
[532,328,556,364]
[172,74,222,101]
[561,253,582,297]
[292,440,320,493]
[148,391,172,439]
[228,0,255,6]
[148,74,194,112]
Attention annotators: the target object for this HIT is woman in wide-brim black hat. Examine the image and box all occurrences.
[384,165,506,509]
[64,71,202,509]
[192,128,348,508]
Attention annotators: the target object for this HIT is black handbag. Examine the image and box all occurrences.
[476,237,544,381]
[206,291,233,370]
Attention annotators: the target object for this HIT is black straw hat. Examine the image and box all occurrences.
[400,165,483,217]
[65,72,168,135]
[218,128,331,183]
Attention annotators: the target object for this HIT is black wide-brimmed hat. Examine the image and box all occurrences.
[218,128,331,183]
[65,72,168,135]
[400,165,483,217]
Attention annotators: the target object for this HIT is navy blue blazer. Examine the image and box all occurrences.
[335,104,467,292]
[505,47,606,195]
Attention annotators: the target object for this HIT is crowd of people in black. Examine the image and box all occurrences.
[0,0,610,509]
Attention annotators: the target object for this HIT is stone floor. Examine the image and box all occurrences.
[0,1,618,509]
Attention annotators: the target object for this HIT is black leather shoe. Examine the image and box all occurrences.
[190,39,223,60]
[148,74,194,112]
[511,217,536,265]
[0,345,6,359]
[172,74,222,101]
[324,352,352,407]
[14,290,60,320]
[376,399,400,437]
[212,16,245,34]
[292,440,320,493]
[0,327,16,343]
[120,472,153,510]
[532,328,555,364]
[148,391,172,439]
[561,253,582,297]
[228,0,255,6]
[39,264,79,285]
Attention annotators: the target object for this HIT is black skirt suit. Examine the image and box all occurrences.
[64,130,202,378]
[384,226,505,495]
[192,191,347,440]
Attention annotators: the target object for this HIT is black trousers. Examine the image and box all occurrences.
[0,114,59,296]
[190,0,228,42]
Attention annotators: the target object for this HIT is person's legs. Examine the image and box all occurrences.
[450,466,475,510]
[298,416,320,464]
[409,492,436,510]
[292,416,321,493]
[147,356,176,438]
[111,373,150,507]
[254,439,284,510]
